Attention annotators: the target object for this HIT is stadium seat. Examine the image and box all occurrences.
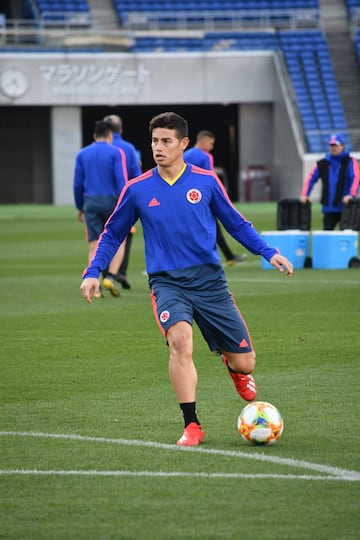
[279,29,349,151]
[34,0,91,17]
[345,0,360,16]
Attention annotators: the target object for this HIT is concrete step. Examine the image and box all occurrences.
[87,0,120,30]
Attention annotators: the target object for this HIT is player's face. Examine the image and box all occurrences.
[202,137,215,152]
[151,128,189,167]
[329,143,344,156]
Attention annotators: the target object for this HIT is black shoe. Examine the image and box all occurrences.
[115,273,131,289]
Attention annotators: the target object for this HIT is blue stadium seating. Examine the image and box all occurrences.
[345,0,360,15]
[279,30,350,152]
[132,27,349,152]
[356,29,360,62]
[34,0,91,22]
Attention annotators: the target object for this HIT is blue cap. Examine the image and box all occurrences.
[328,133,344,146]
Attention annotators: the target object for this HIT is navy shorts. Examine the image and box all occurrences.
[149,264,253,354]
[84,195,118,242]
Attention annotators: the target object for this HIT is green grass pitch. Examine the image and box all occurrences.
[0,203,359,539]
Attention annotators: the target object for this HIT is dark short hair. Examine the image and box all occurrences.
[197,130,215,141]
[149,112,188,139]
[94,120,113,138]
[103,114,122,133]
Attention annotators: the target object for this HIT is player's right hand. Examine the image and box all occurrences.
[80,278,101,304]
[269,254,293,277]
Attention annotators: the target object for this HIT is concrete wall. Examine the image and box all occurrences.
[51,107,82,205]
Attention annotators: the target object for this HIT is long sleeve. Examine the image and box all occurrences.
[348,158,360,197]
[73,154,85,211]
[301,164,320,197]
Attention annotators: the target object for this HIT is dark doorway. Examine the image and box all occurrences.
[0,106,52,203]
[82,104,239,200]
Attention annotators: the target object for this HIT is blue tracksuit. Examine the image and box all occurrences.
[73,141,127,212]
[112,132,142,180]
[302,150,359,213]
[183,147,214,171]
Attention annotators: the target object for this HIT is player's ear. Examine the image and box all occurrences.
[182,137,190,150]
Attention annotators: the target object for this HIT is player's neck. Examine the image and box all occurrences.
[157,161,186,182]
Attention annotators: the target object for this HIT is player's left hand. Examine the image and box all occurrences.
[269,254,293,276]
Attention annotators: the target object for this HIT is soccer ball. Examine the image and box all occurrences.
[237,401,284,445]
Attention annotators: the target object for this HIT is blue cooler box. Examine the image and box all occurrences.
[260,231,309,269]
[312,231,358,269]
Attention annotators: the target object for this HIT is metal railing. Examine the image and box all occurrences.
[0,8,321,47]
[0,17,132,48]
[122,8,320,31]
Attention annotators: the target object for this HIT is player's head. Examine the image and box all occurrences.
[149,112,188,140]
[149,112,189,167]
[93,120,113,142]
[196,130,215,152]
[103,114,123,134]
[328,133,345,156]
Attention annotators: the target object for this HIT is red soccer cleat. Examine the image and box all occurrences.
[221,355,257,401]
[176,422,205,446]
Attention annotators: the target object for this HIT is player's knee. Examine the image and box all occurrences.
[243,351,256,374]
[167,321,192,358]
[227,351,256,374]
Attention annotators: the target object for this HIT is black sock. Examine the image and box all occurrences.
[179,402,200,428]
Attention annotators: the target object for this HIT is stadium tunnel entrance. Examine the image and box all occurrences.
[0,104,239,204]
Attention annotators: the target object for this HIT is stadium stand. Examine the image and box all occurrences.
[0,0,98,51]
[132,27,349,153]
[34,0,91,23]
[113,0,320,30]
[1,0,358,152]
[345,0,360,15]
[348,1,360,63]
[279,30,350,152]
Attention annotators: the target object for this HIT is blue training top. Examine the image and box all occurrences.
[83,163,277,277]
[73,141,127,211]
[183,147,213,170]
[112,132,142,180]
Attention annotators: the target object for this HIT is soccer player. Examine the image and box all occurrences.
[73,120,128,297]
[103,114,143,289]
[80,112,293,446]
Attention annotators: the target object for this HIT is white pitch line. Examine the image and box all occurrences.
[0,469,355,481]
[1,430,360,481]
